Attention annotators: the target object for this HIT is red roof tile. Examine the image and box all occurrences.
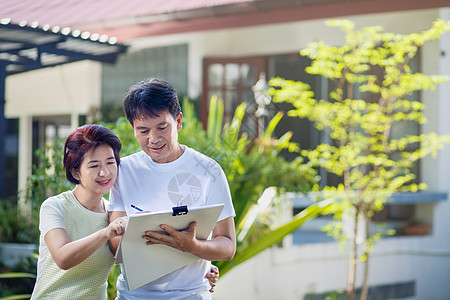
[0,0,251,28]
[2,0,448,42]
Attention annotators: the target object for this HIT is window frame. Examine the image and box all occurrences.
[201,56,267,134]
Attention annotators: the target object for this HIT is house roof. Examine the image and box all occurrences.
[0,18,128,198]
[1,0,449,42]
[0,0,251,29]
[0,19,127,75]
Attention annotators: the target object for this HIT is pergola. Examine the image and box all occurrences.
[0,18,127,198]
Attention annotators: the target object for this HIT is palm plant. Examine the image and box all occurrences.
[0,272,35,300]
[0,267,36,300]
[179,96,332,275]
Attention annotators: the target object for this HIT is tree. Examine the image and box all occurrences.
[269,19,450,300]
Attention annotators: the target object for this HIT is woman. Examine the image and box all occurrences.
[31,124,219,299]
[31,124,127,299]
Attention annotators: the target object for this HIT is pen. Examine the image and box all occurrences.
[131,205,143,212]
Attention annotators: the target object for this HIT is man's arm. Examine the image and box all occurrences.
[142,216,236,261]
[108,211,127,255]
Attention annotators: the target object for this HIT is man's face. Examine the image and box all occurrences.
[133,110,183,163]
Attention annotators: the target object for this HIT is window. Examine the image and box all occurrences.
[267,53,320,160]
[202,57,266,137]
[102,44,189,105]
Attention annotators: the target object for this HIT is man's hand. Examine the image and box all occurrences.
[142,217,235,262]
[142,221,199,253]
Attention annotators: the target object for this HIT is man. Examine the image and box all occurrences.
[108,78,236,299]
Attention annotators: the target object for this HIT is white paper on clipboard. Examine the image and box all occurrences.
[115,204,224,291]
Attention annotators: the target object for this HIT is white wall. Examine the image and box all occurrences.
[5,60,102,118]
[421,7,450,299]
[213,236,450,300]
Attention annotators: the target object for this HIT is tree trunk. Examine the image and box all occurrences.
[360,214,371,300]
[346,207,359,300]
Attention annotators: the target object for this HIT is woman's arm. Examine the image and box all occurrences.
[205,264,219,292]
[45,216,127,270]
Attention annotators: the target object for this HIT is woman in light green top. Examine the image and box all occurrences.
[31,124,127,299]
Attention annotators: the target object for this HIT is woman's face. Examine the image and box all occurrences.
[73,144,118,196]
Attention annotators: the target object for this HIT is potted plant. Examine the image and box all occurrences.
[402,218,430,236]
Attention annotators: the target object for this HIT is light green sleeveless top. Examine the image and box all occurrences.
[31,191,115,300]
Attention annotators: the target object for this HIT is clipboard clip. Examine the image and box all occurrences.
[172,205,188,216]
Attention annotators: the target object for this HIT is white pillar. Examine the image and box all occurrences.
[18,114,32,210]
[70,112,79,131]
[431,7,450,250]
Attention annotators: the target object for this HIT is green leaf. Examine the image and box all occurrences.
[207,95,219,141]
[0,295,32,300]
[263,111,283,139]
[0,272,36,279]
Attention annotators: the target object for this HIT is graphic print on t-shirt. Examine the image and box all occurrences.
[167,173,203,206]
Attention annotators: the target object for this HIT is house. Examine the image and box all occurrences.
[2,0,450,298]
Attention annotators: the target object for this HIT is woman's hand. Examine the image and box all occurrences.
[105,216,128,239]
[205,265,219,292]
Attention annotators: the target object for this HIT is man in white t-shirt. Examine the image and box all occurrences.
[108,78,236,299]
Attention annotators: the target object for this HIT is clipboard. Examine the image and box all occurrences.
[115,203,224,291]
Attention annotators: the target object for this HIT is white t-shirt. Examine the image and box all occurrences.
[109,146,235,300]
[31,191,114,300]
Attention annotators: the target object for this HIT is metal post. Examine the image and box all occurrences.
[0,64,7,198]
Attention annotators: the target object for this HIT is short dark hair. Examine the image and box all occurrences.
[63,124,122,185]
[123,78,181,126]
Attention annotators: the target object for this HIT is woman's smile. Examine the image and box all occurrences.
[97,179,111,186]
